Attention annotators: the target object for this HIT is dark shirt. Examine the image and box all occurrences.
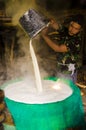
[48,25,82,70]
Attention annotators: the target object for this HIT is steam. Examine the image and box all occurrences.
[2,0,71,83]
[5,0,37,26]
[2,0,49,82]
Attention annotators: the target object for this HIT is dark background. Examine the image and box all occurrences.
[0,0,86,65]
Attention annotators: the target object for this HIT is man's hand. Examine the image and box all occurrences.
[50,19,59,30]
[41,27,48,37]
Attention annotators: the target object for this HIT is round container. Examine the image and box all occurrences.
[2,78,85,130]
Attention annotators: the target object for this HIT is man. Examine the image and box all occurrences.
[41,14,84,83]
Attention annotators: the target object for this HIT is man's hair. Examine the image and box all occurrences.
[72,14,85,27]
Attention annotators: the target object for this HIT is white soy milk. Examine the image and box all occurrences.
[30,39,43,92]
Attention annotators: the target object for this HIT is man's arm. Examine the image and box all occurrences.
[41,27,68,52]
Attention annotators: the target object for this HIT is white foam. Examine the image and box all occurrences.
[4,78,73,104]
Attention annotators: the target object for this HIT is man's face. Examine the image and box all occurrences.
[68,21,81,36]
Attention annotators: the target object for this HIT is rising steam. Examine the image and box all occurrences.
[2,0,49,82]
[5,0,37,26]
